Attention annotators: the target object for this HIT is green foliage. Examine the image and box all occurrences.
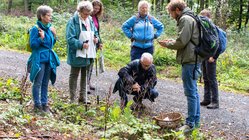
[216,30,249,93]
[0,78,21,100]
[0,77,208,139]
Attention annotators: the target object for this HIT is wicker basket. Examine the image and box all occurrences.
[153,112,182,129]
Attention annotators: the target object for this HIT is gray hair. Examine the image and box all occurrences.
[141,53,153,63]
[37,5,53,21]
[77,1,93,13]
[138,0,151,12]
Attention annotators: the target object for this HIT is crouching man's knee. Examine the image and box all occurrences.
[149,88,159,102]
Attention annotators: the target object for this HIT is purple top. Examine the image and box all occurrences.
[92,15,99,29]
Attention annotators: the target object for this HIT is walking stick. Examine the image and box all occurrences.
[95,56,99,104]
[85,47,88,111]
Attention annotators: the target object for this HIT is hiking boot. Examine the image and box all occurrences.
[120,99,126,109]
[207,103,219,109]
[130,102,145,111]
[113,82,119,94]
[200,100,210,106]
[42,105,51,113]
[33,105,43,113]
[178,124,194,133]
[79,98,91,105]
[89,85,95,90]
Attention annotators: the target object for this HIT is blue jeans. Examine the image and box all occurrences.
[182,63,201,128]
[130,46,154,61]
[32,63,51,107]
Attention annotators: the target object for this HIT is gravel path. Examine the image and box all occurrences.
[0,49,248,139]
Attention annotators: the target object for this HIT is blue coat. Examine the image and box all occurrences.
[122,14,164,49]
[66,12,99,67]
[27,21,60,85]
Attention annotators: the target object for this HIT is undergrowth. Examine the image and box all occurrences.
[0,77,207,139]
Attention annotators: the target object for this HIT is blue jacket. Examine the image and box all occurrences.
[66,12,99,67]
[27,21,60,85]
[122,14,164,49]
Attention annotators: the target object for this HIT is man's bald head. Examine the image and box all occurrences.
[140,53,153,70]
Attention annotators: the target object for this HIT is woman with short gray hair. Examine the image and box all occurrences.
[36,5,53,21]
[27,5,60,113]
[77,0,93,13]
[122,0,164,61]
[138,0,151,13]
[66,1,100,104]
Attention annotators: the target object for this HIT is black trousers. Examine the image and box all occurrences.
[114,78,158,106]
[202,60,219,103]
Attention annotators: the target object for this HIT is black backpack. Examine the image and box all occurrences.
[185,13,219,59]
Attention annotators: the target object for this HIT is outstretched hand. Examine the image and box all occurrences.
[157,39,175,48]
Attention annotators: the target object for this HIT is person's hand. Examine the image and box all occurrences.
[38,28,45,40]
[93,37,98,44]
[98,43,103,50]
[158,39,175,47]
[132,83,141,93]
[208,57,215,63]
[83,42,89,49]
[158,40,169,47]
[50,27,56,38]
[158,40,167,47]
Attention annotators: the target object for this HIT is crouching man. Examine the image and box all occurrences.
[113,53,158,110]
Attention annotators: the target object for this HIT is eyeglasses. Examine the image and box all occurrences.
[80,11,91,16]
[141,62,151,69]
[46,14,52,17]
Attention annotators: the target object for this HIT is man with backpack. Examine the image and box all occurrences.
[158,0,202,133]
[122,0,164,61]
[199,9,227,109]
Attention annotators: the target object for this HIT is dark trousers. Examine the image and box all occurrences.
[130,46,154,61]
[69,66,89,102]
[114,78,158,106]
[202,60,219,103]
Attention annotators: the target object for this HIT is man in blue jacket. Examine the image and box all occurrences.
[122,0,164,61]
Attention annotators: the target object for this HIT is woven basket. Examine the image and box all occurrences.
[154,112,182,129]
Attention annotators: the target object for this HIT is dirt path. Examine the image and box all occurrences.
[0,49,248,139]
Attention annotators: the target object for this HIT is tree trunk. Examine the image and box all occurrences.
[200,0,205,12]
[7,0,12,14]
[132,0,135,9]
[245,1,249,27]
[214,0,221,25]
[161,0,165,11]
[238,0,243,30]
[205,0,209,8]
[24,0,28,14]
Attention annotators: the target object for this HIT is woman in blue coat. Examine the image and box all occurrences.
[66,1,99,104]
[27,5,60,113]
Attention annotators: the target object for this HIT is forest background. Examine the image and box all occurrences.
[0,0,248,93]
